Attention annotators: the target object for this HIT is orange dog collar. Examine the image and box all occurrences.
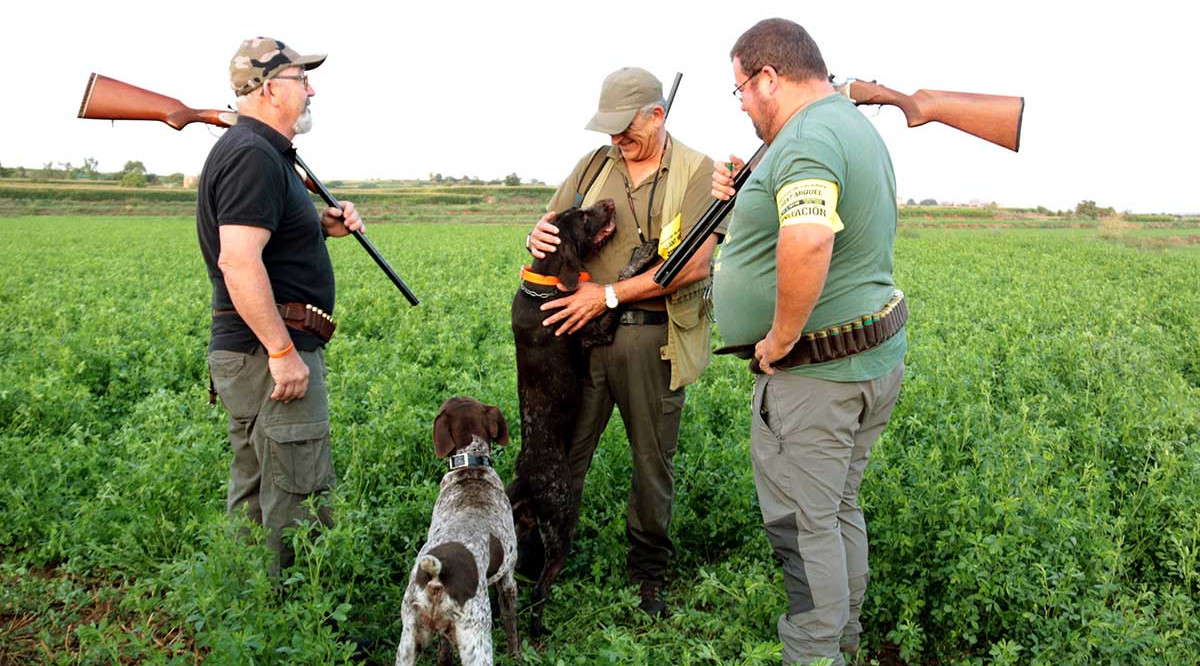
[520,265,591,286]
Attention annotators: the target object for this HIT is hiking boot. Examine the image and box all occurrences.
[637,581,668,617]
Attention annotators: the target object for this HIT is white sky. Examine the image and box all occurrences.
[5,0,1196,214]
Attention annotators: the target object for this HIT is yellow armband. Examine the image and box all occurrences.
[776,178,844,232]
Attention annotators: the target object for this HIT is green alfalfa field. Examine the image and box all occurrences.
[1,200,1198,664]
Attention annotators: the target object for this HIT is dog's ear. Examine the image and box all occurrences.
[485,404,509,447]
[433,408,456,458]
[554,218,582,290]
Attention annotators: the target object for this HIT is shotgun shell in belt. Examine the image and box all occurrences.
[804,332,819,363]
[841,324,857,354]
[830,327,846,357]
[816,330,833,360]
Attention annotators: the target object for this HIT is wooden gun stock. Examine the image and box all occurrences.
[78,73,237,130]
[837,79,1024,152]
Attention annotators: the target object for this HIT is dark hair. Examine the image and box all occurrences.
[731,18,828,82]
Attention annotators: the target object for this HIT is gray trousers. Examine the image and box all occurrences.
[208,347,336,577]
[751,363,904,666]
[567,321,684,583]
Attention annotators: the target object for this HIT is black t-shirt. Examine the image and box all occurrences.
[196,116,335,352]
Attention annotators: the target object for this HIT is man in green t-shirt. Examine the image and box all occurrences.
[711,19,907,665]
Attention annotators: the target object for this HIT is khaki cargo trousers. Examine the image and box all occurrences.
[751,362,904,666]
[208,347,336,577]
[567,321,684,584]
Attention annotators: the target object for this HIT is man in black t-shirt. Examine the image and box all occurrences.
[198,37,364,576]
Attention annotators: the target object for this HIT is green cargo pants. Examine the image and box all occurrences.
[567,320,684,584]
[751,362,904,666]
[208,347,336,577]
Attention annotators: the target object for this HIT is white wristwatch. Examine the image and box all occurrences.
[604,284,619,309]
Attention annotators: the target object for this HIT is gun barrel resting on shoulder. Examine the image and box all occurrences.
[76,72,419,306]
[654,77,1025,288]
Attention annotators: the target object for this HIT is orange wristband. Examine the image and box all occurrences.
[268,342,295,359]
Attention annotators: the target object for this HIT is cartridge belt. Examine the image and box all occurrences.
[716,290,907,373]
[211,302,337,343]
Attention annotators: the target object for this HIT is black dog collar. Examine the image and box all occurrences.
[448,454,492,471]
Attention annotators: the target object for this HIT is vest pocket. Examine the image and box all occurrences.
[662,279,713,390]
[265,420,334,495]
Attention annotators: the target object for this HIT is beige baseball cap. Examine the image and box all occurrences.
[584,67,664,135]
[230,37,326,96]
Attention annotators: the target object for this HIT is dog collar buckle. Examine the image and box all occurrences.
[448,454,492,471]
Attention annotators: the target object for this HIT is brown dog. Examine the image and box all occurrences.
[506,199,616,637]
[396,397,518,665]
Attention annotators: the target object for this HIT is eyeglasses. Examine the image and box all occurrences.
[271,73,310,88]
[732,69,762,100]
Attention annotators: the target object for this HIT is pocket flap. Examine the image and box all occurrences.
[264,420,330,444]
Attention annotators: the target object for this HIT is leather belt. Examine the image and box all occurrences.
[619,309,668,326]
[212,302,337,343]
[716,290,907,373]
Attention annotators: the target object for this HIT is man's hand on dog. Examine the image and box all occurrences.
[541,282,606,336]
[526,211,562,259]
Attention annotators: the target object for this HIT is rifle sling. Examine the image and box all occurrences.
[572,146,611,208]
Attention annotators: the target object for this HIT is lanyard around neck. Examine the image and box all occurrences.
[621,134,670,244]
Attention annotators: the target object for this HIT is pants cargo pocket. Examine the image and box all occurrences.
[265,420,335,495]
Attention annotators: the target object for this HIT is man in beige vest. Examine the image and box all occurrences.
[525,67,721,615]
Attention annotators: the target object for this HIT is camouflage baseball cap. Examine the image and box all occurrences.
[584,67,664,135]
[230,37,326,96]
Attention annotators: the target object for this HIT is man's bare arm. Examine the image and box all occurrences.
[217,224,310,402]
[755,224,833,374]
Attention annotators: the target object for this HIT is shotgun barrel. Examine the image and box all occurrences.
[292,155,420,305]
[652,144,768,288]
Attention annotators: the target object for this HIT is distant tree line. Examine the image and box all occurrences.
[0,158,183,188]
[902,197,1135,219]
[427,172,544,187]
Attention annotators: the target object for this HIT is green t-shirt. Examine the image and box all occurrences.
[712,93,906,381]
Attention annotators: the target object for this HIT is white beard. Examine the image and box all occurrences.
[292,106,313,135]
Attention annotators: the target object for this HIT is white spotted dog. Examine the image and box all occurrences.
[396,396,519,666]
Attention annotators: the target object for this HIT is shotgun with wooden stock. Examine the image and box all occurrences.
[77,73,420,306]
[652,78,1025,288]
